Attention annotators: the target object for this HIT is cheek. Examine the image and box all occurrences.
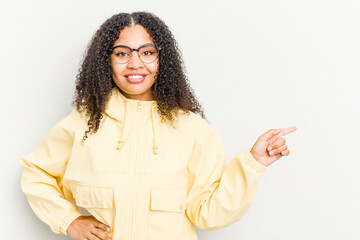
[110,58,115,71]
[149,62,159,75]
[111,62,126,77]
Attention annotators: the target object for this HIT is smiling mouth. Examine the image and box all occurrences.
[125,75,146,83]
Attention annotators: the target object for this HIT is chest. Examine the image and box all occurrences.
[64,115,194,182]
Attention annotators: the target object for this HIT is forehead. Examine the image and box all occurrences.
[113,25,154,48]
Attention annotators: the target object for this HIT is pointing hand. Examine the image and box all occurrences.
[250,126,297,167]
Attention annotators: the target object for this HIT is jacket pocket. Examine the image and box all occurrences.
[70,183,114,208]
[148,188,187,240]
[66,182,115,235]
[150,188,187,212]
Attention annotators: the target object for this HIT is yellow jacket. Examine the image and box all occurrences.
[20,87,267,240]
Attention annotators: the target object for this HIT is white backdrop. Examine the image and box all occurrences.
[1,0,359,239]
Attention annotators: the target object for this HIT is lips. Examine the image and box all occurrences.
[125,74,147,83]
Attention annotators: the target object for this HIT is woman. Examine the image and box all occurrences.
[20,11,296,240]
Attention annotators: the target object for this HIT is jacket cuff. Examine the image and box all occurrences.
[239,151,267,175]
[58,209,82,235]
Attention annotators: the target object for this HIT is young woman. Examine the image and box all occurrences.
[20,11,296,240]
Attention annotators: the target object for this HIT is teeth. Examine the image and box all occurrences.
[128,75,144,79]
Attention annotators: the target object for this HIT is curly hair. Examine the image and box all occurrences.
[72,11,206,143]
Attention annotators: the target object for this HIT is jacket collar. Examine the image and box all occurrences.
[104,87,159,155]
[104,87,158,122]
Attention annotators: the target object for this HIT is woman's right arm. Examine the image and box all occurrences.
[19,108,82,235]
[20,108,112,239]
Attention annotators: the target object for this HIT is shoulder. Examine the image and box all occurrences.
[175,109,219,140]
[56,107,89,135]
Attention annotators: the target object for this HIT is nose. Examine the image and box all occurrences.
[127,51,144,69]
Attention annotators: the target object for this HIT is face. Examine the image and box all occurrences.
[110,24,159,101]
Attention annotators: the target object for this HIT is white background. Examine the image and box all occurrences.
[1,0,359,239]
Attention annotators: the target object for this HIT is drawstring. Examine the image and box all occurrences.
[151,102,158,155]
[116,99,128,150]
[115,96,158,155]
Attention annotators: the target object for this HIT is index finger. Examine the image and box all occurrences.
[278,126,297,137]
[268,126,297,145]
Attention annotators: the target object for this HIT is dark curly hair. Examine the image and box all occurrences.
[72,11,206,143]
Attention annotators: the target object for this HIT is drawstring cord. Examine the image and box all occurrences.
[151,102,158,155]
[115,97,158,155]
[116,99,128,150]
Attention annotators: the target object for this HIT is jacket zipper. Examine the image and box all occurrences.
[129,101,142,240]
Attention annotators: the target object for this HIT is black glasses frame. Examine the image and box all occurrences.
[109,43,161,53]
[109,43,161,64]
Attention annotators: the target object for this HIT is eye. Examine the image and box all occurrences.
[115,52,129,57]
[142,51,154,56]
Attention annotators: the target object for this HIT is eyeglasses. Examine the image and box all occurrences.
[109,43,161,64]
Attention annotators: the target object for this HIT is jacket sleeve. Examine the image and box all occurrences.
[185,119,267,231]
[19,109,82,235]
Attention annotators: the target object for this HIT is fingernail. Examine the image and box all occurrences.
[268,146,272,151]
[107,227,110,232]
[270,151,274,155]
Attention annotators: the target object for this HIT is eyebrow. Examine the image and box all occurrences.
[113,42,155,48]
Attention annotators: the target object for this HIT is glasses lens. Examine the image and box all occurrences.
[112,47,132,63]
[139,46,158,63]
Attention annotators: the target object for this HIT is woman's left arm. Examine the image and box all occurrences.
[186,122,296,231]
